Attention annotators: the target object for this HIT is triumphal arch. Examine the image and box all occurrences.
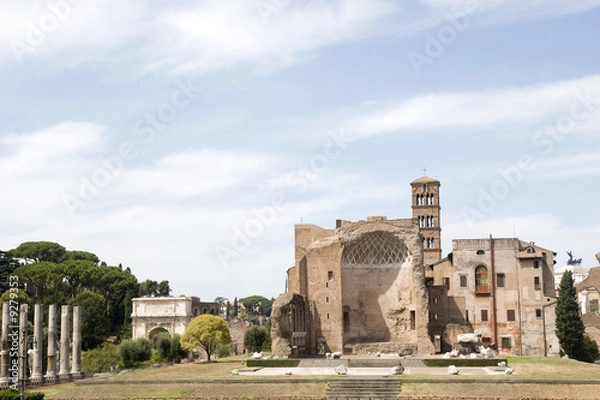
[131,296,219,340]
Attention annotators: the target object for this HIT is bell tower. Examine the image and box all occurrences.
[411,175,442,266]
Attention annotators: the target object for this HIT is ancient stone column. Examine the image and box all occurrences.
[31,304,43,381]
[45,305,57,380]
[19,304,28,386]
[58,305,71,381]
[70,306,82,378]
[0,302,9,385]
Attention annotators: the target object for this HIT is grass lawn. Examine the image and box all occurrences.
[34,356,600,399]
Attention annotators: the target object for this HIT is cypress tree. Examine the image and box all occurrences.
[555,270,586,359]
[233,297,238,317]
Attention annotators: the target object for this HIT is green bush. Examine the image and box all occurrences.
[82,342,119,373]
[246,359,300,368]
[118,338,152,368]
[152,332,187,363]
[244,326,271,353]
[216,342,231,358]
[153,332,172,360]
[0,389,44,400]
[423,358,508,367]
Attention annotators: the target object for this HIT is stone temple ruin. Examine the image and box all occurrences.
[271,175,561,358]
[0,303,83,389]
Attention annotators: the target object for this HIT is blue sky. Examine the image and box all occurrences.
[2,0,599,301]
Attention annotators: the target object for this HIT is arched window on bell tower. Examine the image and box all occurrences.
[411,175,442,265]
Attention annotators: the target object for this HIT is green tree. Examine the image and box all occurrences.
[243,325,271,353]
[138,279,170,297]
[9,241,140,342]
[64,250,100,264]
[69,291,110,350]
[157,280,171,297]
[138,279,158,297]
[0,288,31,307]
[12,261,67,304]
[0,251,19,295]
[180,314,231,361]
[240,295,273,319]
[11,241,66,263]
[581,335,600,363]
[555,270,597,362]
[233,297,238,317]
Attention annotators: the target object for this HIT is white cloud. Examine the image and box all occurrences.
[0,0,396,75]
[533,151,600,180]
[112,147,278,200]
[0,1,148,64]
[147,0,396,76]
[340,74,600,141]
[419,0,600,21]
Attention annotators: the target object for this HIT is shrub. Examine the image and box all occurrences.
[244,326,271,353]
[118,338,152,368]
[152,332,187,362]
[82,343,119,373]
[423,358,508,367]
[153,332,172,361]
[168,334,187,362]
[246,359,300,368]
[0,389,44,400]
[216,343,231,358]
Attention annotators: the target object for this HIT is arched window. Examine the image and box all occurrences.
[475,265,489,293]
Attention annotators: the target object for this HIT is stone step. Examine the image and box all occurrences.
[326,378,401,400]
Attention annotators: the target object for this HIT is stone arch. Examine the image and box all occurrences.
[341,230,413,345]
[148,326,170,339]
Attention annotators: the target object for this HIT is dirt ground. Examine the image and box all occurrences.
[34,357,600,399]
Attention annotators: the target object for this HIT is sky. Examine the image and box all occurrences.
[1,0,599,302]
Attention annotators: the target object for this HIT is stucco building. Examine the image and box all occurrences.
[271,175,560,357]
[428,238,559,356]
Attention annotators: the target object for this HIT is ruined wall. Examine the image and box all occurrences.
[338,219,433,355]
[270,293,308,357]
[304,237,343,354]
